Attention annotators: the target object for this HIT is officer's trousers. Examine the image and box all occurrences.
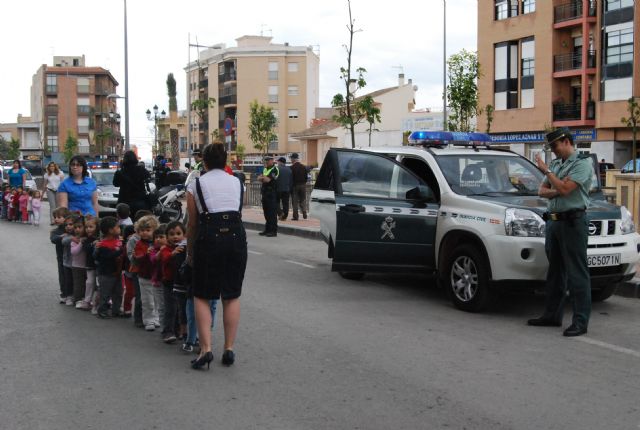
[262,191,278,233]
[542,217,591,328]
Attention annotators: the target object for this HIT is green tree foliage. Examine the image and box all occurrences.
[191,97,216,122]
[167,72,180,168]
[621,97,640,173]
[484,104,494,134]
[235,143,246,162]
[63,131,78,163]
[167,73,177,112]
[7,137,20,160]
[331,0,379,149]
[248,100,277,155]
[446,49,480,132]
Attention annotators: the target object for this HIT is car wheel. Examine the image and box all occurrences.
[339,272,365,281]
[591,283,617,302]
[444,244,493,312]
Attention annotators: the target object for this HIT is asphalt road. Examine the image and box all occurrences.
[0,215,639,430]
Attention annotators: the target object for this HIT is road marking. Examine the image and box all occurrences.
[248,250,263,255]
[285,260,315,269]
[573,336,640,359]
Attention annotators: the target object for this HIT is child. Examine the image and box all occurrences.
[30,190,42,226]
[70,215,88,308]
[83,216,99,313]
[5,188,14,221]
[50,206,71,303]
[10,188,20,221]
[0,184,7,219]
[148,225,167,332]
[160,221,186,344]
[121,225,137,318]
[131,215,160,331]
[60,214,76,305]
[116,203,133,227]
[19,188,29,223]
[126,224,143,327]
[94,216,123,318]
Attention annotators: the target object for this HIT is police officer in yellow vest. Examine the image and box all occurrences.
[258,156,279,237]
[528,128,592,337]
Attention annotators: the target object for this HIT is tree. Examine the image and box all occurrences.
[331,0,376,149]
[621,97,640,173]
[359,96,381,147]
[63,131,78,163]
[446,49,480,132]
[7,137,20,160]
[0,135,9,159]
[167,73,180,169]
[235,143,246,163]
[484,104,494,134]
[191,97,216,122]
[248,100,277,155]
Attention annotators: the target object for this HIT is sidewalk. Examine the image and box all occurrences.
[242,206,322,240]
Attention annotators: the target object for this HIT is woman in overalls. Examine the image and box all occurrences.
[185,143,247,370]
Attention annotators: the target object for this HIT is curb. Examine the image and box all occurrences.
[617,279,640,299]
[243,220,323,241]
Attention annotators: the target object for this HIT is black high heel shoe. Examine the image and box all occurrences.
[191,351,213,370]
[221,349,235,366]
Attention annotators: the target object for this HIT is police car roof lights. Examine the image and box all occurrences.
[408,131,493,149]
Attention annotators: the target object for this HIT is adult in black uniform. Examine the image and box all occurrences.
[528,129,593,337]
[186,143,247,369]
[113,150,152,217]
[276,157,293,220]
[258,156,279,237]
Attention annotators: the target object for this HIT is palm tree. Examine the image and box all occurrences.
[167,73,180,169]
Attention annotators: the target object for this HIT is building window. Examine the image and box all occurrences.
[520,37,535,108]
[288,62,299,72]
[288,109,299,119]
[288,85,299,96]
[179,137,187,152]
[268,62,279,80]
[47,136,59,153]
[521,58,535,77]
[77,97,90,115]
[606,27,634,64]
[78,117,89,134]
[46,74,57,94]
[494,41,519,110]
[268,138,278,151]
[78,138,90,154]
[495,0,518,20]
[268,86,278,103]
[522,0,535,13]
[47,116,58,134]
[77,77,90,94]
[606,0,634,11]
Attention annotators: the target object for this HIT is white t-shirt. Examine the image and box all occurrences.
[45,172,65,191]
[187,169,241,213]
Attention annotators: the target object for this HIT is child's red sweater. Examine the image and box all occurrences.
[132,239,153,279]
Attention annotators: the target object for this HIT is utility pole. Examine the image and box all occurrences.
[124,0,130,150]
[443,0,447,131]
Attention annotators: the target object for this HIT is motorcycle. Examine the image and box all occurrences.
[147,183,185,223]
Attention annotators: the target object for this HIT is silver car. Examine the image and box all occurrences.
[2,167,37,190]
[92,168,156,216]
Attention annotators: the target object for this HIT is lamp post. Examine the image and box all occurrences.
[443,0,447,131]
[146,104,166,166]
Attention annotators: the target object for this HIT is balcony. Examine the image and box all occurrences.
[199,79,208,90]
[554,0,596,23]
[77,105,91,115]
[198,122,209,132]
[45,105,58,115]
[554,51,596,72]
[219,71,237,83]
[553,101,595,122]
[219,94,237,106]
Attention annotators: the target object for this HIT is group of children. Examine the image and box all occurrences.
[1,184,42,225]
[50,202,214,352]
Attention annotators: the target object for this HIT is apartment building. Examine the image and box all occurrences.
[185,35,320,157]
[31,55,120,163]
[478,0,638,166]
[0,115,40,160]
[157,110,189,164]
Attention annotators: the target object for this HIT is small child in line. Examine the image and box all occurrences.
[0,184,8,219]
[159,221,186,344]
[93,217,123,319]
[30,190,42,226]
[60,215,76,305]
[19,188,29,223]
[117,203,133,227]
[50,206,71,303]
[83,216,99,313]
[121,225,137,318]
[132,215,160,331]
[149,225,167,331]
[70,215,89,308]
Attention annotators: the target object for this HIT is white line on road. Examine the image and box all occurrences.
[285,260,316,269]
[574,336,640,359]
[248,250,263,255]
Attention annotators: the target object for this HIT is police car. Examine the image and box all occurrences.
[310,131,640,312]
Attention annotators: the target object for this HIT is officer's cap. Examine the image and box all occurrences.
[290,153,299,160]
[277,157,287,163]
[192,149,202,156]
[263,155,274,161]
[545,128,572,147]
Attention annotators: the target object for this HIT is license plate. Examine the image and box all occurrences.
[588,254,621,267]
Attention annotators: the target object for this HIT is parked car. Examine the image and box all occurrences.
[2,167,37,190]
[93,168,156,216]
[310,135,640,312]
[621,158,640,173]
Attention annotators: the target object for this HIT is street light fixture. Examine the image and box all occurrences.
[146,105,167,164]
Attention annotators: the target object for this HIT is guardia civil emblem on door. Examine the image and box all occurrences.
[381,216,396,240]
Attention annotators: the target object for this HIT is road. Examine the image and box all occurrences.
[0,215,639,429]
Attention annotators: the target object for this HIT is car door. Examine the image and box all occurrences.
[330,149,439,273]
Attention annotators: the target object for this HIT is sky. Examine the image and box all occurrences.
[0,0,477,158]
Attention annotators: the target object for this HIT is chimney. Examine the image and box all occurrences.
[408,78,412,84]
[398,73,405,87]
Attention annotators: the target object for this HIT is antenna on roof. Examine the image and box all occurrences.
[260,24,272,37]
[392,64,404,74]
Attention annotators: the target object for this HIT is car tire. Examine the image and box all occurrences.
[591,283,617,302]
[444,244,494,312]
[339,272,365,281]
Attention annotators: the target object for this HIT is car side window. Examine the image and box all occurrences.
[314,158,335,191]
[336,151,422,200]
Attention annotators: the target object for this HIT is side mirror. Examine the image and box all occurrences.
[406,185,434,202]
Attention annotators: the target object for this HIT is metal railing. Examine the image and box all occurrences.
[219,71,237,83]
[553,101,596,121]
[220,95,237,106]
[554,50,596,72]
[243,183,314,208]
[554,0,596,22]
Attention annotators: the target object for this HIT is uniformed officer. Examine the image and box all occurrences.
[258,156,279,237]
[192,149,204,173]
[528,128,593,337]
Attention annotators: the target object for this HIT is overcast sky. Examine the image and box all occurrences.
[1,0,477,157]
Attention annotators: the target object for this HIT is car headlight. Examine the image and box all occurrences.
[98,191,112,199]
[505,208,545,237]
[620,206,635,234]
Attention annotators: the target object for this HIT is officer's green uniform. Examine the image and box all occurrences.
[541,152,593,328]
[261,164,279,234]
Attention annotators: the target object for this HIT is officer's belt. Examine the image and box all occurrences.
[542,209,585,221]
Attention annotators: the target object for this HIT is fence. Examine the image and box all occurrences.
[244,182,315,208]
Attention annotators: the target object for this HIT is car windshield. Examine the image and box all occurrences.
[435,154,544,196]
[92,170,115,186]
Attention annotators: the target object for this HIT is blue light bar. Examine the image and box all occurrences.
[408,131,492,145]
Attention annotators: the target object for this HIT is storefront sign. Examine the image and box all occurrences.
[490,129,596,143]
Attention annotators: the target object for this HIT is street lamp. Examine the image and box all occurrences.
[146,104,166,164]
[443,0,447,131]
